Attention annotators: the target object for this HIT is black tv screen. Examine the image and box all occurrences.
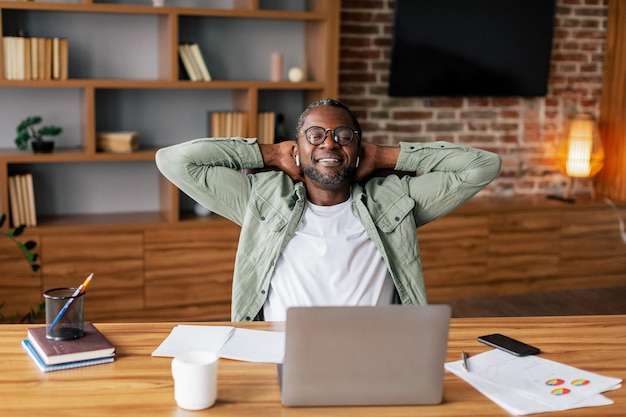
[388,0,557,97]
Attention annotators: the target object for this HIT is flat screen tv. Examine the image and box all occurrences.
[388,0,557,97]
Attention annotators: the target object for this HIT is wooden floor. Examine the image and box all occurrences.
[442,286,626,317]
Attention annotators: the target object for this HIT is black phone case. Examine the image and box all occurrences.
[477,333,541,356]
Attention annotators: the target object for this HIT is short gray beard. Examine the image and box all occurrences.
[302,165,355,186]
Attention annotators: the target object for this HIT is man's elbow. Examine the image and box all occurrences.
[483,151,503,181]
[467,151,502,186]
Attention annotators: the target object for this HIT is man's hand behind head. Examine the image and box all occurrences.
[259,141,305,183]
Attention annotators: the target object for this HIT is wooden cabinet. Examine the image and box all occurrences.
[0,235,42,322]
[0,0,340,228]
[1,216,240,322]
[42,231,145,317]
[418,197,626,303]
[143,220,239,320]
[3,197,624,322]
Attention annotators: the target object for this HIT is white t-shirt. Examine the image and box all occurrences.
[262,197,395,321]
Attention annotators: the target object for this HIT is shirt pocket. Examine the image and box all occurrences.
[374,195,419,266]
[239,196,290,265]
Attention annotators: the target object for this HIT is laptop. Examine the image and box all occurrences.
[278,304,451,407]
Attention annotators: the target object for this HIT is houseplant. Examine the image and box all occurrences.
[0,213,43,323]
[15,116,63,153]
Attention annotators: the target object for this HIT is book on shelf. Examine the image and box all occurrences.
[22,339,114,373]
[178,43,211,81]
[44,37,52,80]
[96,131,140,153]
[188,43,211,81]
[8,173,36,227]
[8,176,22,227]
[59,38,68,80]
[256,112,276,145]
[15,36,24,80]
[52,37,60,80]
[24,36,31,80]
[2,37,10,80]
[209,112,248,137]
[30,35,38,80]
[1,36,67,81]
[37,37,45,80]
[23,173,36,227]
[26,322,116,366]
[178,43,200,81]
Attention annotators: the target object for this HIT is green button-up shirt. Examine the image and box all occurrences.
[156,138,501,321]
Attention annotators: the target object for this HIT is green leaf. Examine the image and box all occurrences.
[2,212,39,274]
[12,224,25,237]
[38,126,63,137]
[16,116,42,133]
[15,131,31,150]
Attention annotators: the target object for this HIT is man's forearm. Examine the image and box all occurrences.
[396,141,501,182]
[259,143,282,168]
[373,144,401,170]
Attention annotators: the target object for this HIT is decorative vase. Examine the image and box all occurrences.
[31,140,55,153]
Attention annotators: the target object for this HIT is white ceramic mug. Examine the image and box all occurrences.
[171,351,218,410]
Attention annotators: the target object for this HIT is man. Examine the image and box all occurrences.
[156,99,501,321]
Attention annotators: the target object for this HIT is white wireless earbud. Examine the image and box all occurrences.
[356,156,360,168]
[295,155,300,167]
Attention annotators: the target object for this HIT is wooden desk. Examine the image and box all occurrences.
[1,316,624,416]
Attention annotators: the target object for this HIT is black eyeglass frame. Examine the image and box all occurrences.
[299,126,359,146]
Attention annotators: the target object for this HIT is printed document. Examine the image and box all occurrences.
[446,349,622,415]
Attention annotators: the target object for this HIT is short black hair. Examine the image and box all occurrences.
[294,98,362,142]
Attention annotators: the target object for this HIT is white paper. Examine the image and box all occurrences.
[151,325,285,363]
[218,328,285,363]
[446,349,622,415]
[152,325,235,357]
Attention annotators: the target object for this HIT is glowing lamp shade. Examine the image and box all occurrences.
[556,114,605,178]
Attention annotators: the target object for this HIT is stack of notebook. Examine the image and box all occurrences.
[22,322,116,372]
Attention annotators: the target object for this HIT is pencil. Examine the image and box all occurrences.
[49,273,94,330]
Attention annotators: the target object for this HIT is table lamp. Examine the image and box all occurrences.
[549,113,605,202]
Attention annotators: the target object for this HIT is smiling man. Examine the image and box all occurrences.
[155,98,501,321]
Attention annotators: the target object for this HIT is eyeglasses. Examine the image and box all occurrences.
[300,126,359,146]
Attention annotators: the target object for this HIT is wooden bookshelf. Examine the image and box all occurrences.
[0,0,339,321]
[0,0,340,228]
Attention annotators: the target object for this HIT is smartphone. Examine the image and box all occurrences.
[477,333,541,356]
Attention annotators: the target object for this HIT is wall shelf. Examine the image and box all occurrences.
[0,0,339,227]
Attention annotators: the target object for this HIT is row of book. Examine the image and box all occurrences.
[2,36,68,81]
[22,323,116,373]
[209,111,277,144]
[178,43,211,82]
[8,173,37,228]
[210,112,248,137]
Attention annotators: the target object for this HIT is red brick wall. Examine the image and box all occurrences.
[339,0,608,197]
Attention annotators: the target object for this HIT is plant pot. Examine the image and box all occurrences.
[31,140,55,153]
